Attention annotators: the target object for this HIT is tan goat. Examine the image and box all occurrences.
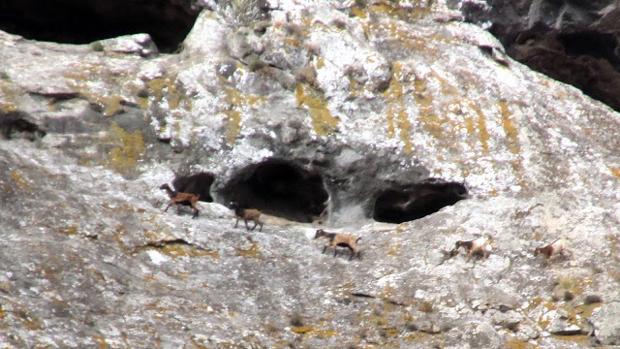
[159,184,200,218]
[314,229,361,260]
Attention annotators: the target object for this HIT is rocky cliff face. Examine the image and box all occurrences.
[1,0,620,348]
[458,0,620,112]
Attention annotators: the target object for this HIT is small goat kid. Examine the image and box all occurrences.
[159,184,200,218]
[534,238,569,259]
[230,202,263,232]
[453,236,491,261]
[314,229,361,260]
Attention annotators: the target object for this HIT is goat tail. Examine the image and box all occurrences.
[356,237,362,243]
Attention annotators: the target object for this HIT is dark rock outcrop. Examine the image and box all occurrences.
[460,0,620,111]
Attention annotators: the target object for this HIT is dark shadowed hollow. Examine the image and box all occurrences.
[221,159,328,223]
[173,172,215,202]
[0,0,199,52]
[373,180,469,223]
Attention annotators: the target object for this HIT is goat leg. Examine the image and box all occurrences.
[245,219,251,231]
[251,221,258,231]
[164,202,173,212]
[322,245,327,254]
[258,223,263,232]
[234,218,239,228]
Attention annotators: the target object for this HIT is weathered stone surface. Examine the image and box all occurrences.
[0,0,619,348]
[591,301,620,345]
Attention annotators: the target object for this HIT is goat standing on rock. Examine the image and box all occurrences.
[452,236,492,261]
[314,229,362,260]
[230,202,263,232]
[534,238,569,260]
[159,184,200,218]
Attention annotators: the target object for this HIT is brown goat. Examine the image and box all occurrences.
[314,229,361,260]
[534,238,568,259]
[230,202,263,232]
[453,236,491,261]
[159,184,200,218]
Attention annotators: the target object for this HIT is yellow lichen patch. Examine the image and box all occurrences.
[403,331,432,343]
[222,86,266,144]
[414,76,452,142]
[574,302,602,318]
[284,37,302,47]
[291,326,337,338]
[350,6,367,18]
[526,296,544,312]
[381,327,400,338]
[92,335,109,349]
[10,169,31,192]
[62,63,105,82]
[136,96,149,110]
[158,243,220,260]
[0,305,5,319]
[499,100,520,155]
[557,276,591,297]
[106,122,145,176]
[387,244,401,257]
[551,334,590,345]
[468,101,490,153]
[224,109,242,145]
[368,1,433,21]
[291,326,314,334]
[610,167,620,178]
[189,338,210,349]
[417,300,433,313]
[236,242,262,259]
[316,56,326,69]
[463,116,475,135]
[504,337,537,349]
[60,225,79,236]
[499,100,526,186]
[100,95,123,117]
[606,234,620,257]
[0,80,19,113]
[146,76,186,110]
[384,62,413,153]
[295,83,339,136]
[16,309,42,330]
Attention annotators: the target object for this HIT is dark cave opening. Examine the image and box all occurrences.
[173,172,215,202]
[0,111,46,141]
[221,159,329,223]
[373,180,469,224]
[0,0,200,53]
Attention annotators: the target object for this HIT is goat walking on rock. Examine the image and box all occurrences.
[314,229,361,260]
[159,184,200,218]
[534,238,570,260]
[230,202,263,232]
